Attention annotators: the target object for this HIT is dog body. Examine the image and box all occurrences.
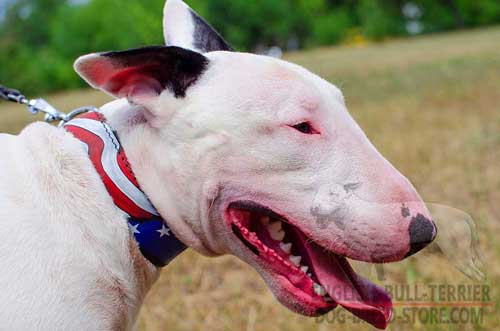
[0,119,158,330]
[0,1,436,329]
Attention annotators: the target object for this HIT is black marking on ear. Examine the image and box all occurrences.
[102,46,209,98]
[190,11,234,52]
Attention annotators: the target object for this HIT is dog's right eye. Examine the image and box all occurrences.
[290,122,319,135]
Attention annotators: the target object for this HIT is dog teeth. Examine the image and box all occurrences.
[279,242,292,254]
[313,283,327,296]
[290,255,302,266]
[268,221,285,241]
[300,265,309,273]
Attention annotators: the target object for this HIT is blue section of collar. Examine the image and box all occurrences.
[128,217,187,267]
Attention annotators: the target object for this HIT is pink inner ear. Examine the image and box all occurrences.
[103,65,163,99]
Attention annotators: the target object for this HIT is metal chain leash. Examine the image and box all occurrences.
[0,85,27,103]
[0,84,98,126]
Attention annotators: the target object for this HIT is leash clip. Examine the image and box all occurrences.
[28,98,65,121]
[27,98,98,126]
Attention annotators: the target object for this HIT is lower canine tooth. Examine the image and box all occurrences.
[290,255,302,266]
[314,283,327,296]
[300,265,309,273]
[279,242,292,254]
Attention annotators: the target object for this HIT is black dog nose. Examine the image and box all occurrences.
[405,214,437,257]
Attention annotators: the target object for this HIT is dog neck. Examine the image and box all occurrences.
[64,110,187,267]
[95,98,221,257]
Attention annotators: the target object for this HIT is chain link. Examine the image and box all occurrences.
[0,84,98,126]
[0,85,28,104]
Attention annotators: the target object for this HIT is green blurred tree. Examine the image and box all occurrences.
[357,0,405,40]
[0,0,65,93]
[457,0,500,26]
[1,0,500,94]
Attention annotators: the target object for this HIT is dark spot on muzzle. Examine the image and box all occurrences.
[405,214,437,257]
[401,205,411,218]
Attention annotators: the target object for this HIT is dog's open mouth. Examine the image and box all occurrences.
[226,201,392,329]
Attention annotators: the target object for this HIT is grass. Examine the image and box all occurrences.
[1,27,499,331]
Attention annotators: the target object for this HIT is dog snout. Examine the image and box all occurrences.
[405,213,437,257]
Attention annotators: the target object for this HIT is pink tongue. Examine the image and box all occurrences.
[308,242,393,329]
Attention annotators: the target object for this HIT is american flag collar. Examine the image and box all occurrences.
[64,111,187,267]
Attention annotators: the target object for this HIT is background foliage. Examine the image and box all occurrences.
[1,0,500,94]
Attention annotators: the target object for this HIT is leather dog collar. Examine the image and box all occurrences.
[64,111,186,267]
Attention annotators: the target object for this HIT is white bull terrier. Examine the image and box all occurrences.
[0,0,437,329]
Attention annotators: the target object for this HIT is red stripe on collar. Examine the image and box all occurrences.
[64,112,155,219]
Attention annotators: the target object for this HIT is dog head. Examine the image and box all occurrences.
[74,0,436,328]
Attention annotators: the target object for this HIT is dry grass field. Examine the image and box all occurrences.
[1,27,499,331]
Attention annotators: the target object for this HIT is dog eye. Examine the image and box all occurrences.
[290,122,317,135]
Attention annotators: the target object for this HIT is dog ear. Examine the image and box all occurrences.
[163,0,233,53]
[74,46,208,103]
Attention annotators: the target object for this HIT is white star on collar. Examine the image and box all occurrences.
[156,225,171,238]
[129,223,140,234]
